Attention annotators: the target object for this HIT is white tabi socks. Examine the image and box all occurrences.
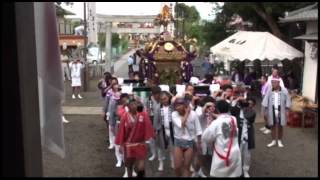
[277,140,284,147]
[267,140,277,147]
[123,167,137,178]
[198,168,207,178]
[62,115,69,123]
[148,139,156,161]
[108,125,115,149]
[115,145,122,167]
[158,160,164,171]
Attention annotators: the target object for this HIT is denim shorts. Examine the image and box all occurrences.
[174,138,195,149]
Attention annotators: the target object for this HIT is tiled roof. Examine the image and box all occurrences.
[279,3,318,23]
[294,33,318,40]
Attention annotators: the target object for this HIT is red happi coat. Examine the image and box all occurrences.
[117,105,127,118]
[115,111,154,159]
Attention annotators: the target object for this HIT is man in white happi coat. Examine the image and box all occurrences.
[69,59,85,99]
[262,77,291,148]
[202,100,242,177]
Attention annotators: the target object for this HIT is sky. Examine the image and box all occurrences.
[61,2,219,21]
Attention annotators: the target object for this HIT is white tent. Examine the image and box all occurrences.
[210,31,304,61]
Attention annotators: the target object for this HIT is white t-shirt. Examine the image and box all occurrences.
[162,106,171,136]
[235,74,239,83]
[273,91,280,117]
[240,110,248,142]
[69,62,84,78]
[201,114,242,177]
[172,110,202,141]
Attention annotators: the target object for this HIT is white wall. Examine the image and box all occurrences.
[302,22,318,103]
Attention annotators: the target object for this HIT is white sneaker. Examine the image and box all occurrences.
[267,140,277,148]
[72,94,76,99]
[116,161,122,167]
[78,94,83,99]
[278,140,284,148]
[244,171,250,177]
[123,169,128,178]
[158,161,164,171]
[260,127,267,131]
[190,165,195,172]
[62,116,69,123]
[263,129,271,134]
[132,170,137,177]
[171,160,175,169]
[148,154,156,161]
[123,168,136,177]
[108,144,115,149]
[199,169,207,178]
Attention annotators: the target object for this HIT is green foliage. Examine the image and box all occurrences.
[213,2,315,35]
[120,38,129,52]
[112,33,120,47]
[175,3,200,23]
[175,3,201,38]
[98,33,105,48]
[201,20,232,50]
[97,33,120,48]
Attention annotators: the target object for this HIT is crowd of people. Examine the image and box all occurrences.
[96,64,291,177]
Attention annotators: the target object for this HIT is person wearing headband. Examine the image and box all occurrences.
[266,65,286,90]
[262,77,291,148]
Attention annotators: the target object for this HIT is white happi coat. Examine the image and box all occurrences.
[261,87,291,126]
[202,114,242,177]
[69,62,84,87]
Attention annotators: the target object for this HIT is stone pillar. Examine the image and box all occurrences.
[105,21,112,73]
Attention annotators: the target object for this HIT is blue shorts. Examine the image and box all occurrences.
[174,138,195,150]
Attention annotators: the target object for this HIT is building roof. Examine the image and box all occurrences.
[294,32,318,40]
[279,3,318,23]
[55,5,76,17]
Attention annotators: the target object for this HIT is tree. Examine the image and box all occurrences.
[213,2,314,39]
[98,33,120,49]
[175,3,201,38]
[201,20,232,51]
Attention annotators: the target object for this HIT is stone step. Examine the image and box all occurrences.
[63,106,102,115]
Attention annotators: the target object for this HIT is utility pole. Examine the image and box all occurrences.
[83,2,89,91]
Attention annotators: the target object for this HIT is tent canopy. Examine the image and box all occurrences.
[210,31,304,61]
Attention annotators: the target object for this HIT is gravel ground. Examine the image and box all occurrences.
[43,76,318,177]
[43,114,317,177]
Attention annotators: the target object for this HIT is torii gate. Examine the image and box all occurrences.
[97,15,160,74]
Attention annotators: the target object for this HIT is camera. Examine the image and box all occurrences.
[184,94,193,102]
[137,105,144,112]
[239,100,249,108]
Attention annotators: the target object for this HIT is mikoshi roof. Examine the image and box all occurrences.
[210,31,304,61]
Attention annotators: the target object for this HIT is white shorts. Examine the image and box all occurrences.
[71,77,81,87]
